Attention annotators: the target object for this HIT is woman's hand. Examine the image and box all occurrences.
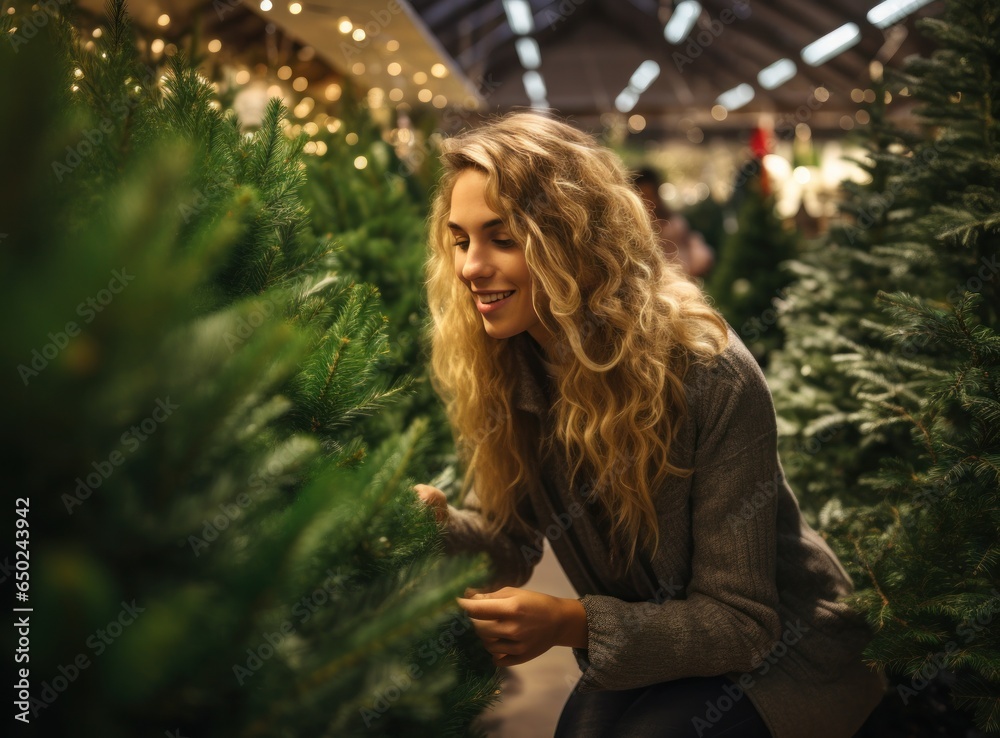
[456,587,588,667]
[413,484,449,524]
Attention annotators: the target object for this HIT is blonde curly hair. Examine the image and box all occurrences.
[425,112,729,567]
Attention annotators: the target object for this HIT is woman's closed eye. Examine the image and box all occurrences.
[453,239,515,250]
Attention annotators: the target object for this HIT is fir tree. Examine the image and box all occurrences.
[2,3,499,735]
[300,104,454,487]
[769,0,1000,733]
[707,169,800,365]
[766,79,921,521]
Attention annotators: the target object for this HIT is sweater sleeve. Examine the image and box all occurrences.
[443,482,541,590]
[572,350,783,691]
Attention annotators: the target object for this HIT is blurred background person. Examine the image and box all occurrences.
[634,167,715,279]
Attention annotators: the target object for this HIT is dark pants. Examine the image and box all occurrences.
[555,674,773,738]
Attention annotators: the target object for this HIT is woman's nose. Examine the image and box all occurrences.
[461,240,493,281]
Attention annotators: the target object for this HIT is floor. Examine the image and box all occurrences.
[472,540,582,738]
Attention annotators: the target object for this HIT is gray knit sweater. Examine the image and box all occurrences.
[443,328,888,738]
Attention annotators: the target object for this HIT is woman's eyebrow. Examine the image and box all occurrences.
[447,218,505,231]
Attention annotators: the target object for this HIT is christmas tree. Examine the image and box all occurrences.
[766,79,921,521]
[300,103,455,489]
[2,2,498,735]
[707,166,800,365]
[768,0,1000,733]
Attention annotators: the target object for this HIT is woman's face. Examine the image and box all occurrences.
[449,168,552,352]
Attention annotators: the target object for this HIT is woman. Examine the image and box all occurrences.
[414,112,886,738]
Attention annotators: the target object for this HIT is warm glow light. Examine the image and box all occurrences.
[387,62,401,76]
[338,17,353,33]
[151,39,164,54]
[432,94,448,108]
[208,39,222,53]
[352,62,366,75]
[793,166,811,184]
[325,83,342,101]
[235,70,251,84]
[292,77,308,92]
[627,114,646,132]
[386,39,399,51]
[92,28,102,38]
[417,88,433,103]
[278,65,292,80]
[762,154,792,183]
[289,2,302,14]
[345,132,359,145]
[157,14,170,26]
[353,28,366,41]
[814,86,830,102]
[260,0,272,11]
[711,104,728,121]
[431,63,448,78]
[389,88,403,101]
[354,156,368,170]
[413,71,427,84]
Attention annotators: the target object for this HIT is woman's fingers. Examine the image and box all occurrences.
[412,484,449,523]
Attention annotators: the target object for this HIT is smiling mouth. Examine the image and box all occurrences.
[478,290,516,304]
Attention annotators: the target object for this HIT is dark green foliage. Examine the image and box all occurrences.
[768,0,1000,732]
[707,172,800,364]
[1,2,498,735]
[300,101,454,486]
